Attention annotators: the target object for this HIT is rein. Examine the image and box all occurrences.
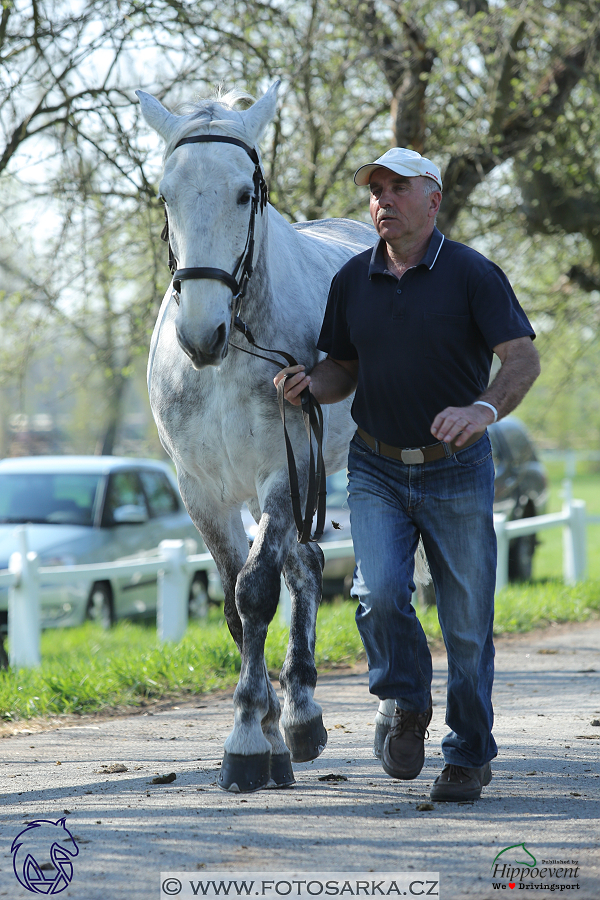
[160,133,326,544]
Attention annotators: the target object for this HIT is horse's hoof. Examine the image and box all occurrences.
[373,720,391,759]
[284,716,328,762]
[268,753,295,788]
[218,750,271,793]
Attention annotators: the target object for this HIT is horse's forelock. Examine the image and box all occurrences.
[163,91,257,162]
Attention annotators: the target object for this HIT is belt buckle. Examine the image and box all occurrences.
[401,448,425,465]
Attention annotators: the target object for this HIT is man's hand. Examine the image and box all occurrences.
[431,403,494,447]
[432,337,540,447]
[273,365,311,406]
[274,357,358,406]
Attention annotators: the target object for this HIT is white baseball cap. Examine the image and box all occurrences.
[354,147,442,190]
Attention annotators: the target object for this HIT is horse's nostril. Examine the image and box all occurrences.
[210,323,227,355]
[176,323,228,367]
[176,328,197,362]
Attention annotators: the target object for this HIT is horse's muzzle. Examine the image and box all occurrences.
[176,323,228,368]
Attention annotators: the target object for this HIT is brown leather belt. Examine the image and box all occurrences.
[356,426,481,464]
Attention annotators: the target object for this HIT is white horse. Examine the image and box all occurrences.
[138,81,376,792]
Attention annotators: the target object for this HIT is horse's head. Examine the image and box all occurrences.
[137,82,280,368]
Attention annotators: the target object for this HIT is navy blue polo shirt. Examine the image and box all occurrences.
[317,227,535,448]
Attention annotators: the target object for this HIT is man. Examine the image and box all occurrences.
[274,147,540,801]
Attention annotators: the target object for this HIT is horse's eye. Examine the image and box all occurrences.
[237,191,252,206]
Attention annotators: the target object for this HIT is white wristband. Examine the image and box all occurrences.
[474,400,498,423]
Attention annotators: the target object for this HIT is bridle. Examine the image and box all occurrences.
[161,134,268,323]
[160,133,326,544]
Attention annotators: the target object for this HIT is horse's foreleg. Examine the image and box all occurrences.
[279,542,328,762]
[219,500,294,793]
[176,476,266,792]
[244,499,294,787]
[260,663,295,788]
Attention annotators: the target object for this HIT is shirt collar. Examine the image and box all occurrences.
[368,226,445,279]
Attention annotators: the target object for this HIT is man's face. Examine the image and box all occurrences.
[368,168,441,246]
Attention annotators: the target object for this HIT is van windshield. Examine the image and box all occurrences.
[0,473,102,526]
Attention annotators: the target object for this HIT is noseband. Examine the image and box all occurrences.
[160,133,326,545]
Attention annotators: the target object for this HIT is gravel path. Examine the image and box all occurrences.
[1,620,599,899]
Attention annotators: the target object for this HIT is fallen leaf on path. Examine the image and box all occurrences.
[318,773,348,782]
[151,773,177,784]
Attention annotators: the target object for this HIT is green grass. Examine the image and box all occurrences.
[533,463,600,580]
[0,603,364,723]
[2,578,599,722]
[1,467,599,723]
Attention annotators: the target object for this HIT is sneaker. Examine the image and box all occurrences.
[381,702,432,780]
[429,761,492,802]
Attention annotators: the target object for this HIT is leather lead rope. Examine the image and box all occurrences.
[231,317,327,544]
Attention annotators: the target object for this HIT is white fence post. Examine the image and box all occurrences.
[8,527,41,669]
[157,540,188,643]
[563,499,587,585]
[494,514,509,593]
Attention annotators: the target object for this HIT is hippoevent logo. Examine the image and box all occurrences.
[491,843,580,891]
[11,818,79,894]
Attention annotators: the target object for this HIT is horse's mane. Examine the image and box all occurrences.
[163,88,257,161]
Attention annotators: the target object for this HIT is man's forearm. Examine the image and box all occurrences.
[481,340,541,420]
[274,356,358,407]
[431,337,540,446]
[307,357,358,404]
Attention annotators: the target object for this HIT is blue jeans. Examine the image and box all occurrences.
[347,431,498,768]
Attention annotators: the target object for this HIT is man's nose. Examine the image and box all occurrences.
[378,188,394,206]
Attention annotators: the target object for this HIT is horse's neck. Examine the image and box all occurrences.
[265,206,307,284]
[243,207,324,345]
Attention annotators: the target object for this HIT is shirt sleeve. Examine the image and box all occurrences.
[316,272,359,360]
[469,265,536,351]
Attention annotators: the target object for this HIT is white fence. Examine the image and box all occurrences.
[0,496,587,670]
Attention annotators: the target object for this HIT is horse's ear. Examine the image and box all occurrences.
[136,90,178,142]
[243,80,281,145]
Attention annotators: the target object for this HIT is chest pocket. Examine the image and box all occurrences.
[423,312,470,361]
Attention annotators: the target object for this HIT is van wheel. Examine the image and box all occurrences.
[189,572,209,619]
[87,583,114,629]
[508,534,536,582]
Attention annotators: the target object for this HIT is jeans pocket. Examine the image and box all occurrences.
[349,433,372,456]
[453,433,493,468]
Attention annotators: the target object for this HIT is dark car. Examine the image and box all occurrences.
[488,416,548,580]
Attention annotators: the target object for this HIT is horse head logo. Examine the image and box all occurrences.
[492,842,537,870]
[11,818,79,894]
